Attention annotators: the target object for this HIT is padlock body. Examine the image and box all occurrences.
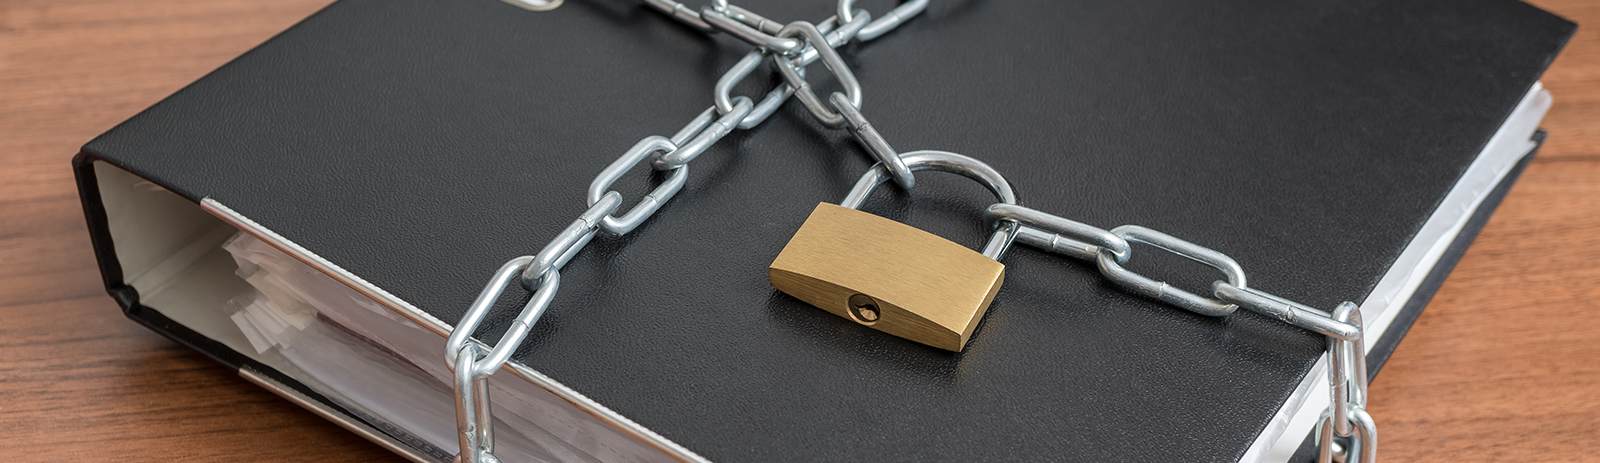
[768,203,1005,352]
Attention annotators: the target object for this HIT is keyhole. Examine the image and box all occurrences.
[847,293,880,325]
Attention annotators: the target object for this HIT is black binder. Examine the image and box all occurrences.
[73,0,1574,460]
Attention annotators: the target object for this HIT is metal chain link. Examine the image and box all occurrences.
[984,202,1376,462]
[767,15,919,189]
[451,1,1377,461]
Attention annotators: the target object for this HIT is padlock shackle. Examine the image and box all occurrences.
[840,150,1020,260]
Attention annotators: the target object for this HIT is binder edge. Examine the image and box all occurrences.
[1284,130,1545,462]
[70,149,707,463]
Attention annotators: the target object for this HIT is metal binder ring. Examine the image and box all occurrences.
[840,150,1020,259]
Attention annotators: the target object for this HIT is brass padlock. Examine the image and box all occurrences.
[769,151,1020,352]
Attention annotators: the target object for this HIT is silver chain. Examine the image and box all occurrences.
[986,203,1376,463]
[448,2,1375,462]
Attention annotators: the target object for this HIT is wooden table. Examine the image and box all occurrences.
[1,1,1594,461]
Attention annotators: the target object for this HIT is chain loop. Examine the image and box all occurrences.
[1094,225,1245,317]
[588,136,689,235]
[712,13,870,130]
[667,105,718,149]
[985,203,1131,262]
[1314,302,1374,463]
[772,20,865,129]
[655,97,754,170]
[518,192,623,288]
[838,0,930,42]
[453,343,497,463]
[831,91,915,189]
[445,256,562,376]
[721,4,784,35]
[795,12,870,65]
[1213,282,1360,340]
[1327,303,1368,436]
[768,16,920,189]
[1347,409,1378,463]
[836,0,857,24]
[701,6,804,54]
[643,0,714,31]
[714,50,799,129]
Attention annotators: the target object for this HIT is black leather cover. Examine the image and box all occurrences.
[74,0,1573,461]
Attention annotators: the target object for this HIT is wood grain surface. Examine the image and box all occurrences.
[0,1,1594,461]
